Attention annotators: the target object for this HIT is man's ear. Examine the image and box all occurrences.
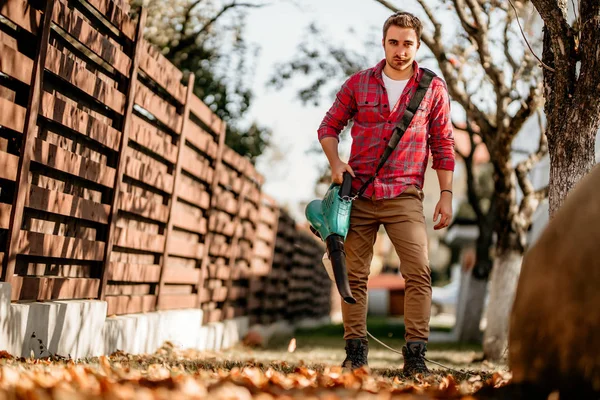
[381,37,385,48]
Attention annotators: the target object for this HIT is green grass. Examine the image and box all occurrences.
[269,317,480,353]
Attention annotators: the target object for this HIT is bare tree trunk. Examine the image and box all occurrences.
[454,222,494,343]
[455,272,487,343]
[536,0,600,218]
[547,119,599,218]
[483,248,523,360]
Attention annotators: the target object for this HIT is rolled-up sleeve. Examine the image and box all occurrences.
[317,77,357,142]
[428,80,455,171]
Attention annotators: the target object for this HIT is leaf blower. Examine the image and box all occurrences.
[305,172,356,304]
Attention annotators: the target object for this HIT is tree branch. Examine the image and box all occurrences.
[464,0,487,32]
[452,0,479,36]
[508,83,543,137]
[454,0,509,102]
[414,0,442,42]
[503,11,519,72]
[515,111,548,230]
[454,120,485,221]
[508,0,556,72]
[167,1,265,57]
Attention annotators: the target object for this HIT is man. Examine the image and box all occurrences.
[317,11,454,376]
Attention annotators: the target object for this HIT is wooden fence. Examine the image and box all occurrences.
[0,0,331,324]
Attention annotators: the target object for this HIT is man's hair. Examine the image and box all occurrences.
[383,11,423,42]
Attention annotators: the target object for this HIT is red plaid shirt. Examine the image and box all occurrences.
[318,60,455,199]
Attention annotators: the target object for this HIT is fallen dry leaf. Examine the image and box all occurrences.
[287,338,297,353]
[0,348,509,399]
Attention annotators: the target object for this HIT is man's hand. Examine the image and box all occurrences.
[331,161,355,184]
[433,192,453,230]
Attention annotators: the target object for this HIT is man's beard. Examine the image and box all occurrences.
[388,57,411,70]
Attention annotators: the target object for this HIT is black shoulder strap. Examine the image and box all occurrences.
[356,68,437,197]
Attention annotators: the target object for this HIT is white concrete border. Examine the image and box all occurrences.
[0,283,251,359]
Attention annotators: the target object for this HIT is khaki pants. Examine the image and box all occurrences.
[342,185,431,342]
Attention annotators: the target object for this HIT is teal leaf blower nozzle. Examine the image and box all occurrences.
[305,172,356,304]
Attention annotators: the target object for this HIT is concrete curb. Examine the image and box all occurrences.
[0,283,250,359]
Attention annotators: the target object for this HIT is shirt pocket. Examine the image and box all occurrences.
[356,93,381,123]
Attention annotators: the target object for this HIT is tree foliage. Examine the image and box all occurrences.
[137,0,271,162]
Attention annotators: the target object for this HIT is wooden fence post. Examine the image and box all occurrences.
[156,73,195,309]
[98,8,147,301]
[2,0,55,284]
[196,121,227,308]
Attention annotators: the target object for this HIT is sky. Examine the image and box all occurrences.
[242,0,394,221]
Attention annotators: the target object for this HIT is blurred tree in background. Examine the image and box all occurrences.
[133,0,271,163]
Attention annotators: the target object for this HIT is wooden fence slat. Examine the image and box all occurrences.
[0,203,11,229]
[180,146,214,184]
[117,191,169,223]
[141,41,183,85]
[0,30,17,48]
[31,138,116,188]
[10,276,100,301]
[160,286,192,295]
[0,0,42,34]
[251,258,270,276]
[162,265,200,284]
[41,92,122,151]
[0,151,19,181]
[0,97,26,133]
[167,237,204,259]
[106,262,161,282]
[130,115,177,163]
[211,287,228,302]
[196,119,227,307]
[3,0,55,282]
[158,294,197,310]
[98,8,146,302]
[155,74,194,310]
[189,95,223,137]
[105,284,151,296]
[25,184,110,224]
[85,0,136,40]
[139,42,186,104]
[254,240,274,260]
[260,207,279,227]
[45,45,126,114]
[176,176,211,210]
[256,223,276,244]
[123,155,174,194]
[52,0,132,76]
[113,227,165,253]
[17,231,105,260]
[134,83,182,133]
[172,207,207,235]
[0,39,34,84]
[186,122,219,159]
[106,294,156,315]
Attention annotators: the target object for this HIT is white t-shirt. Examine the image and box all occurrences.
[382,71,409,111]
